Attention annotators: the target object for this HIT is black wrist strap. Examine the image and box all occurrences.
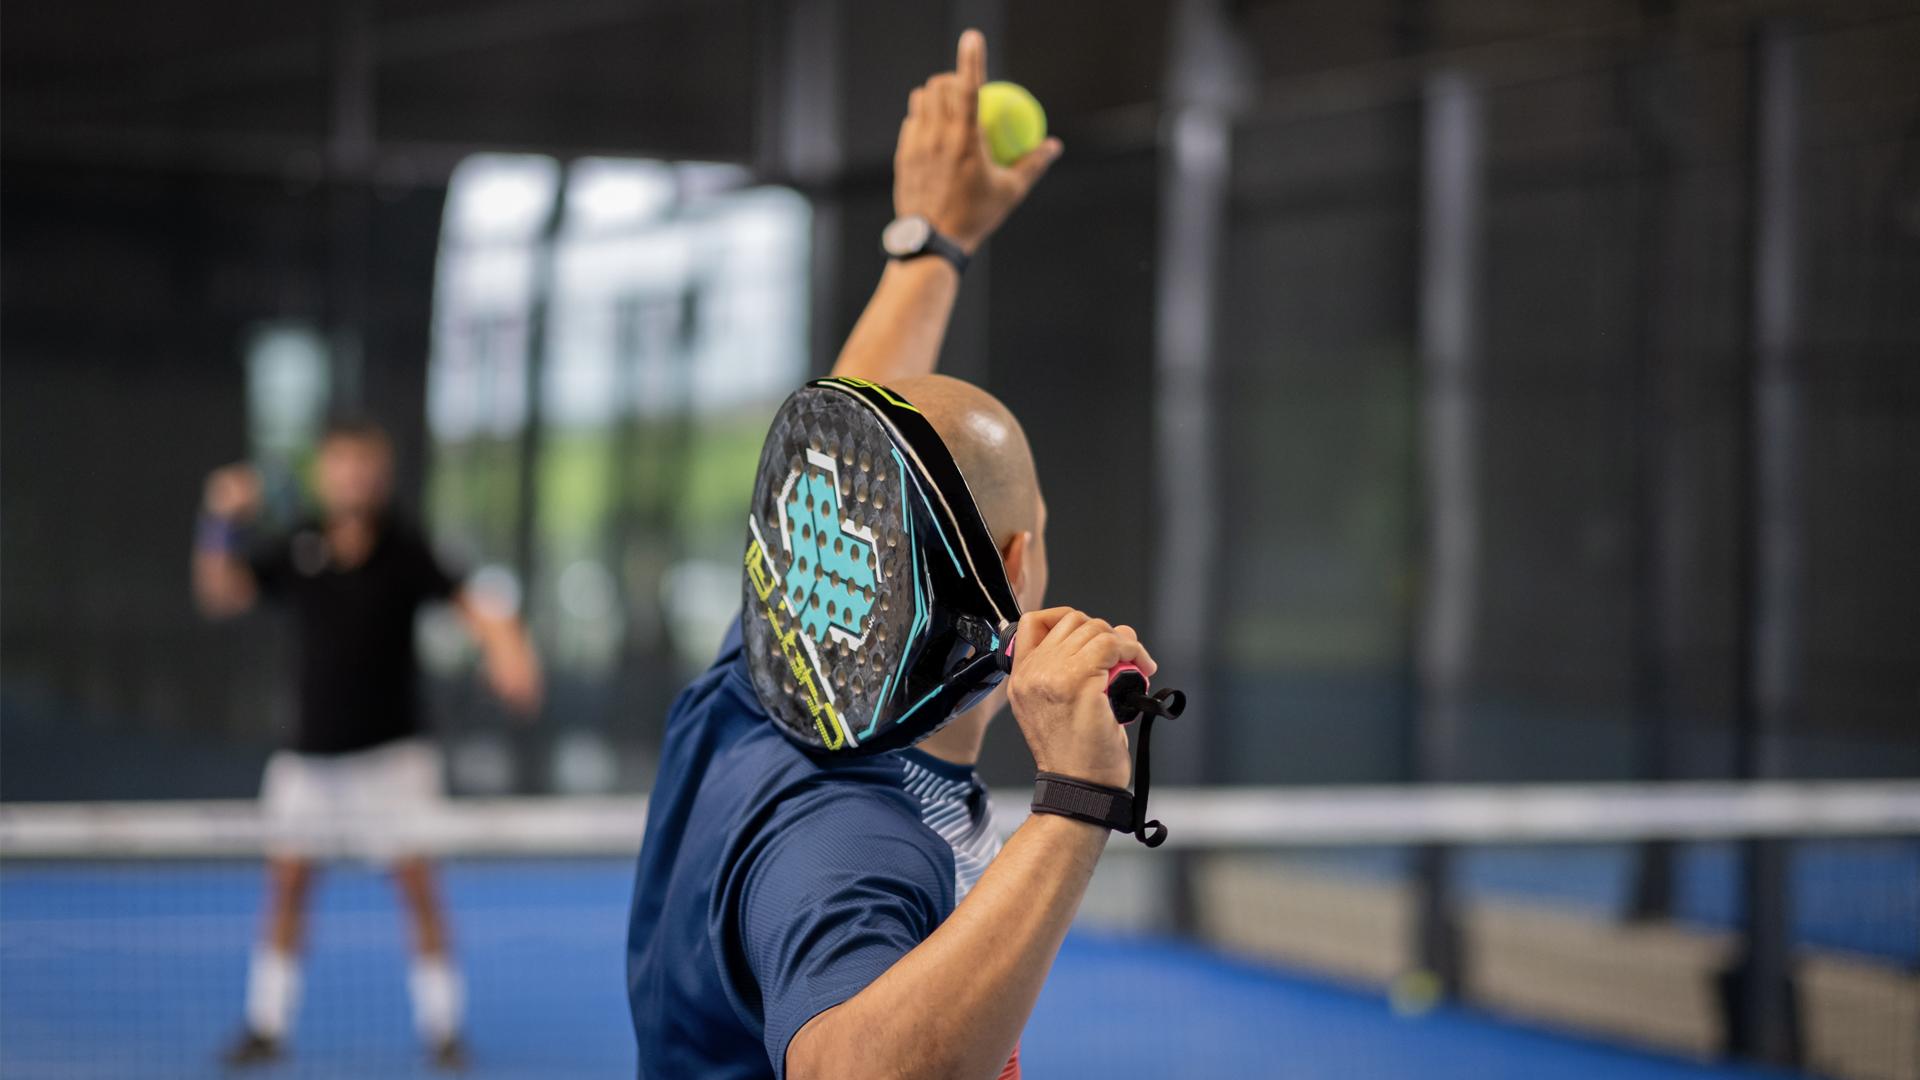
[1032,773,1133,833]
[1030,684,1188,849]
[891,230,971,275]
[923,231,970,275]
[196,513,249,556]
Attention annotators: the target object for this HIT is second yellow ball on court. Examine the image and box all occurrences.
[977,81,1047,166]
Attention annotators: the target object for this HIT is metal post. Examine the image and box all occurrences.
[1622,38,1682,923]
[1153,0,1249,938]
[1413,69,1487,995]
[1732,20,1805,1067]
[939,0,1007,386]
[325,0,376,412]
[756,0,844,374]
[511,185,567,636]
[1153,0,1248,787]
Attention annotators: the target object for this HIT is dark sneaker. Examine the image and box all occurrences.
[221,1029,283,1067]
[431,1036,469,1072]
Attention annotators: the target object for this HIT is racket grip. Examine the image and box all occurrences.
[1106,660,1148,694]
[999,639,1149,722]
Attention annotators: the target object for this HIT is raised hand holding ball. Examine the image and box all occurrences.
[977,81,1047,167]
[894,31,1061,252]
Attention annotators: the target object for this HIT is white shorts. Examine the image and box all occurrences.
[260,737,446,862]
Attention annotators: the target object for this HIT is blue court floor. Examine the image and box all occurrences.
[0,857,1810,1079]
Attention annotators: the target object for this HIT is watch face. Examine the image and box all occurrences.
[882,215,932,257]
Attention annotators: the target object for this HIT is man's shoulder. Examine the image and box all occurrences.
[765,762,925,832]
[704,705,929,841]
[743,756,955,891]
[376,511,436,554]
[730,758,956,929]
[664,643,762,754]
[662,616,946,862]
[252,514,320,552]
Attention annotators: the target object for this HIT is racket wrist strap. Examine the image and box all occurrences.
[196,513,249,557]
[1031,773,1133,834]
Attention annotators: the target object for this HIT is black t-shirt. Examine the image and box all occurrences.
[248,514,463,754]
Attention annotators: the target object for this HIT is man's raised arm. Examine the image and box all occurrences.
[192,464,264,619]
[829,29,1062,385]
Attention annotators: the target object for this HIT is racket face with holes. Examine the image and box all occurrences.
[742,378,1021,757]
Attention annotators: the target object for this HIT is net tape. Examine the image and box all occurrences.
[3,782,1917,859]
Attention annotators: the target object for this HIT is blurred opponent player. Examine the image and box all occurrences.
[628,31,1157,1080]
[193,417,542,1070]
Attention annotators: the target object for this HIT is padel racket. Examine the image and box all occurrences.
[742,377,1017,756]
[742,376,1188,843]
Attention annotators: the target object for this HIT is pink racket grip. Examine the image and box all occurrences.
[1107,660,1148,692]
[1105,661,1150,722]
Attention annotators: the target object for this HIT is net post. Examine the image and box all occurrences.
[1154,0,1252,936]
[1620,11,1685,927]
[1411,62,1486,1000]
[1729,17,1806,1069]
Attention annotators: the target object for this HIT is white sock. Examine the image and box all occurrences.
[409,955,465,1044]
[245,947,301,1040]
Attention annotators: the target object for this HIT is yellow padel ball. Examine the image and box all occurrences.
[978,81,1047,167]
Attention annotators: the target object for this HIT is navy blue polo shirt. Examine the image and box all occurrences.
[627,616,1000,1079]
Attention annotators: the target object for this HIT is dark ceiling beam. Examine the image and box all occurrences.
[0,124,744,186]
[8,0,726,126]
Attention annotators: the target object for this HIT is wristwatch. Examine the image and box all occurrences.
[881,215,970,275]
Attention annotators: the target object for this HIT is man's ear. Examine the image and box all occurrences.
[999,530,1033,598]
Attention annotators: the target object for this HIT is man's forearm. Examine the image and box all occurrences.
[456,594,542,715]
[787,813,1106,1080]
[192,550,257,618]
[477,619,537,684]
[829,257,962,384]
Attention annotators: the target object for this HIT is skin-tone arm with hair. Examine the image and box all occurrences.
[829,30,1063,387]
[786,609,1153,1080]
[193,463,265,618]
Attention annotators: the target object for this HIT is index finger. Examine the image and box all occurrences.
[1013,606,1081,658]
[1110,625,1156,674]
[1113,636,1158,678]
[956,29,986,93]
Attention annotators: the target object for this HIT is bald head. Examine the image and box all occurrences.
[892,374,1040,544]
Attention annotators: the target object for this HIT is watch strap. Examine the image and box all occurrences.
[1031,772,1133,834]
[921,230,971,275]
[884,223,971,275]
